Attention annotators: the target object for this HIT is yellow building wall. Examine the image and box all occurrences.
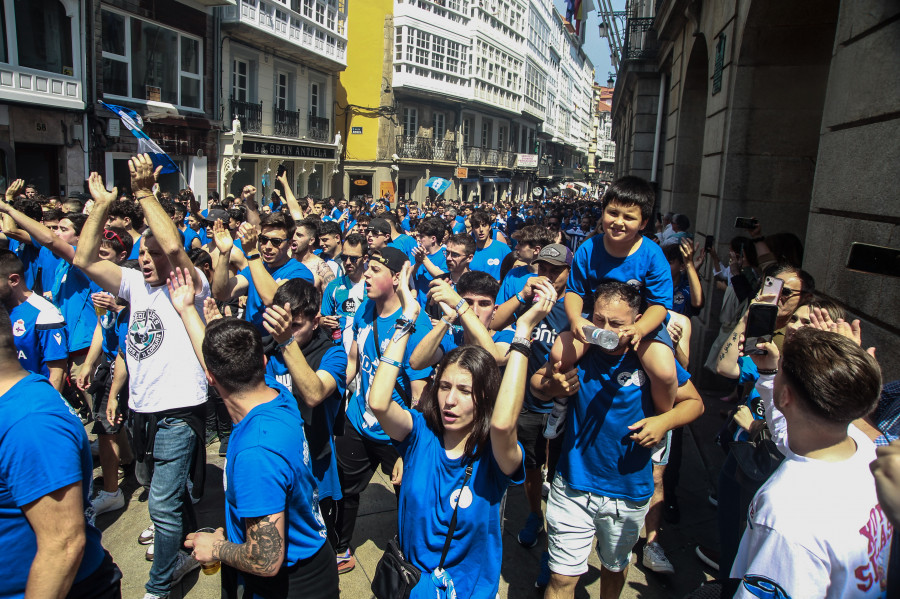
[336,0,393,163]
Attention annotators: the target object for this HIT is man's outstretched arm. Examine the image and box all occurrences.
[74,173,123,294]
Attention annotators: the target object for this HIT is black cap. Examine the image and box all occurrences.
[204,208,229,223]
[533,243,574,267]
[367,218,392,235]
[368,247,408,273]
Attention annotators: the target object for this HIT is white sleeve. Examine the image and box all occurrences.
[192,267,211,315]
[755,374,788,454]
[731,524,829,599]
[118,267,139,302]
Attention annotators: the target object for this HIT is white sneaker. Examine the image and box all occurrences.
[643,541,675,574]
[543,400,568,439]
[138,522,155,545]
[145,542,154,561]
[91,489,125,515]
[141,593,166,599]
[171,552,201,585]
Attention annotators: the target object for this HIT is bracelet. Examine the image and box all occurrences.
[507,341,532,357]
[454,299,467,312]
[135,194,155,201]
[515,291,527,304]
[276,336,296,351]
[757,368,778,375]
[440,316,455,328]
[457,302,471,318]
[247,253,261,261]
[511,335,532,348]
[379,357,402,368]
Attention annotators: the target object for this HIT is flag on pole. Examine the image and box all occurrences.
[565,0,576,23]
[426,177,452,195]
[100,101,181,174]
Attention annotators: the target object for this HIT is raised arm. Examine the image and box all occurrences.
[277,171,303,221]
[680,239,704,309]
[716,309,748,379]
[243,186,261,227]
[167,266,207,369]
[72,173,123,293]
[238,223,280,307]
[210,220,247,301]
[0,180,31,244]
[0,184,74,262]
[430,278,504,363]
[491,281,557,476]
[492,275,545,330]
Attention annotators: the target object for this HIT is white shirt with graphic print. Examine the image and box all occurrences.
[118,267,209,413]
[731,425,893,598]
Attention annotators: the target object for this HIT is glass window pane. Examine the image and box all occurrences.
[181,77,200,109]
[131,19,178,103]
[102,11,126,55]
[0,2,8,64]
[103,58,128,96]
[181,37,199,74]
[15,0,73,75]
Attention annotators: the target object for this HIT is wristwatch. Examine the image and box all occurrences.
[511,335,532,348]
[247,253,261,261]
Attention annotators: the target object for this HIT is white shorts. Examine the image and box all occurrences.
[651,429,673,466]
[546,474,650,574]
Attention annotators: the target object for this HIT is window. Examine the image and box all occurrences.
[431,37,444,71]
[432,112,445,139]
[101,9,202,109]
[481,120,492,148]
[415,30,428,65]
[275,71,289,109]
[14,0,73,75]
[403,107,418,138]
[303,0,314,19]
[232,59,249,102]
[310,82,320,116]
[498,126,505,151]
[462,118,472,146]
[315,2,325,24]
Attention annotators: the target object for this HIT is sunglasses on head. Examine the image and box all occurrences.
[258,234,287,246]
[103,229,125,246]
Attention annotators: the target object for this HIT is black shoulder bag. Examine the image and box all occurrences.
[371,465,473,599]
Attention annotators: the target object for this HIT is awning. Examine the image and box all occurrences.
[571,181,590,189]
[458,178,479,183]
[482,177,511,183]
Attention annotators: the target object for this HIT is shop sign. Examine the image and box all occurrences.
[244,140,336,160]
[516,153,538,168]
[351,126,363,134]
[456,167,468,178]
[353,179,368,186]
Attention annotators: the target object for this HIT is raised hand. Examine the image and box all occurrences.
[4,178,23,205]
[518,280,557,331]
[129,153,162,196]
[212,220,234,255]
[87,172,117,205]
[238,222,259,253]
[166,267,196,315]
[397,263,419,318]
[203,297,223,322]
[262,302,293,345]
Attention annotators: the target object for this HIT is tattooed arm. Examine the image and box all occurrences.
[187,513,285,577]
[716,317,746,379]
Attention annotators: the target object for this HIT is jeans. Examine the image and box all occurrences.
[146,417,198,596]
[717,451,763,577]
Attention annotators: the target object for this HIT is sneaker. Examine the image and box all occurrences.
[543,400,568,439]
[171,552,201,585]
[145,542,154,561]
[336,549,356,574]
[141,593,166,599]
[138,523,155,545]
[643,541,675,574]
[517,512,544,548]
[534,551,551,589]
[695,545,720,571]
[91,489,125,516]
[542,480,550,498]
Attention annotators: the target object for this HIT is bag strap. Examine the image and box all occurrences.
[437,464,473,570]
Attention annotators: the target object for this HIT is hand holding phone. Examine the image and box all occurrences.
[744,303,778,355]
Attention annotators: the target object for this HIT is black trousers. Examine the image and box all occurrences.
[221,541,338,599]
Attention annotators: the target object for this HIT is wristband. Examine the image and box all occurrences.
[135,194,155,201]
[757,368,778,375]
[379,357,402,368]
[457,302,471,318]
[276,336,296,351]
[511,335,532,348]
[507,341,532,358]
[440,316,455,328]
[454,299,467,312]
[247,253,261,261]
[515,291,527,304]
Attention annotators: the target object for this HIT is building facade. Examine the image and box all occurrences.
[607,0,900,380]
[587,83,615,185]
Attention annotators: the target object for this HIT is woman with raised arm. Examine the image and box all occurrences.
[368,262,557,599]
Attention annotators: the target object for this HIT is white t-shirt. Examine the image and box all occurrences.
[118,267,210,413]
[731,426,893,598]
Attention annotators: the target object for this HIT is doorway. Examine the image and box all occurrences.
[15,143,59,196]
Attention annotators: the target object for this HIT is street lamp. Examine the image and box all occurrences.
[598,21,608,38]
[607,73,615,88]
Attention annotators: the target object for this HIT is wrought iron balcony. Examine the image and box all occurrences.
[396,136,458,162]
[274,106,300,137]
[231,97,262,133]
[461,146,517,168]
[622,17,657,61]
[308,114,330,141]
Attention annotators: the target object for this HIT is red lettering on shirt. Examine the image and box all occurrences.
[854,504,893,592]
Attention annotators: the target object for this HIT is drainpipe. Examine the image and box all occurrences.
[649,73,665,183]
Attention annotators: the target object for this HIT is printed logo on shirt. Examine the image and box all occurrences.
[855,503,892,592]
[740,575,791,599]
[674,291,685,307]
[450,485,473,510]
[531,321,559,346]
[54,333,62,345]
[340,297,358,315]
[487,258,501,266]
[12,319,26,337]
[626,279,642,289]
[616,369,647,387]
[127,309,165,360]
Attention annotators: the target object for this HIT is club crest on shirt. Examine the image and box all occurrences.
[450,485,473,510]
[674,291,685,307]
[12,319,26,336]
[127,309,165,360]
[617,369,647,387]
[740,575,791,599]
[340,297,358,314]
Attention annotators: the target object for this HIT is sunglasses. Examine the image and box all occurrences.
[103,229,125,246]
[341,254,363,263]
[367,229,388,236]
[779,287,804,300]
[258,234,287,246]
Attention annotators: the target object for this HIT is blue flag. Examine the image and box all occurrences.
[426,177,451,195]
[100,101,181,174]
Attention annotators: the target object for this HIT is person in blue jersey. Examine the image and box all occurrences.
[469,210,510,281]
[663,239,703,317]
[169,302,337,598]
[331,197,348,221]
[211,212,313,331]
[365,217,392,253]
[505,205,525,237]
[0,304,122,598]
[410,271,516,370]
[532,281,660,599]
[320,233,367,354]
[317,220,343,278]
[0,250,68,389]
[411,216,449,308]
[335,247,432,574]
[445,207,466,234]
[401,202,419,232]
[384,212,418,263]
[564,176,677,420]
[498,225,556,304]
[367,263,552,599]
[257,279,347,550]
[106,199,144,260]
[0,195,44,289]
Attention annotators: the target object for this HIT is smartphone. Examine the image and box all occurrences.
[734,217,759,230]
[744,303,778,355]
[846,242,900,278]
[759,276,784,304]
[276,164,287,177]
[704,234,715,251]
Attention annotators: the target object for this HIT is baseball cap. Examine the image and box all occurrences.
[533,243,573,267]
[204,208,229,223]
[367,218,392,235]
[368,247,408,273]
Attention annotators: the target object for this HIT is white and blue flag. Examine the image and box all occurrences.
[100,101,181,174]
[426,176,451,195]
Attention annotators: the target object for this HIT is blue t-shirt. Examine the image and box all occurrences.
[470,240,511,282]
[505,215,525,236]
[182,226,200,251]
[451,221,466,234]
[50,257,100,353]
[9,294,68,378]
[224,379,328,565]
[265,345,347,502]
[439,327,515,356]
[35,246,62,297]
[127,242,141,260]
[347,304,432,443]
[413,249,448,308]
[558,349,655,502]
[321,275,366,349]
[100,308,129,360]
[567,234,673,310]
[389,233,418,264]
[0,375,106,597]
[397,410,524,599]
[7,239,41,290]
[516,298,569,413]
[497,265,534,304]
[671,276,694,317]
[239,259,314,331]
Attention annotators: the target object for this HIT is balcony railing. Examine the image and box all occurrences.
[308,114,330,141]
[396,136,458,162]
[622,17,657,61]
[274,106,300,137]
[231,97,262,133]
[461,146,517,168]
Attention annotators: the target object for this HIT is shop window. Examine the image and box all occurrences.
[14,0,73,75]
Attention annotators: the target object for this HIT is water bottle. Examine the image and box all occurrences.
[544,397,569,439]
[582,325,620,350]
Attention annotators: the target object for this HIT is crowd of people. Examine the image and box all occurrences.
[0,153,897,599]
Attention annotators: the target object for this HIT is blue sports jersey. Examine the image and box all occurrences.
[470,240,510,282]
[347,305,431,443]
[558,348,654,502]
[439,326,515,356]
[516,298,569,413]
[321,275,366,351]
[127,242,141,260]
[397,410,524,599]
[7,239,41,290]
[9,293,68,378]
[497,265,534,304]
[224,378,328,565]
[239,259,314,331]
[0,375,106,598]
[182,227,200,251]
[505,215,525,236]
[671,276,694,316]
[413,249,448,308]
[36,246,62,297]
[567,234,673,310]
[265,345,347,501]
[389,233,418,264]
[451,221,466,234]
[50,258,100,353]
